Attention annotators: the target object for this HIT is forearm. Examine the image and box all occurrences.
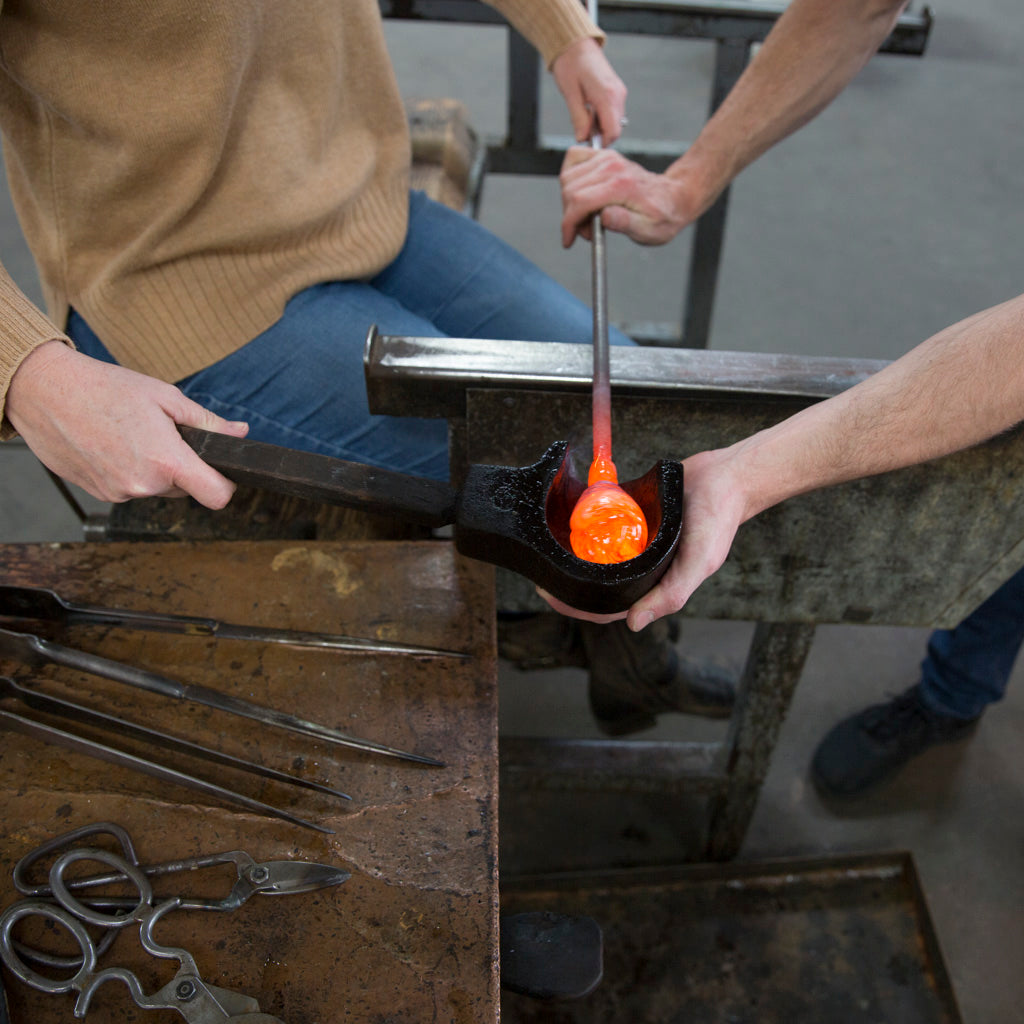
[668,0,908,204]
[720,294,1024,525]
[0,263,70,438]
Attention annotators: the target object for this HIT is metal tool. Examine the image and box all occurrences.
[586,0,612,474]
[0,583,468,660]
[0,626,443,766]
[0,675,351,801]
[179,426,683,615]
[13,822,350,911]
[0,697,334,835]
[0,821,345,1021]
[9,822,350,968]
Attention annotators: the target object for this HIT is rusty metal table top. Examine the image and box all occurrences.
[0,540,498,1024]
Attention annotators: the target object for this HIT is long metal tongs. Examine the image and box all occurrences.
[0,626,443,767]
[0,684,335,835]
[0,583,467,659]
[0,675,351,802]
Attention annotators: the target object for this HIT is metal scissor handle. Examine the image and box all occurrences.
[9,822,139,968]
[1,847,281,1022]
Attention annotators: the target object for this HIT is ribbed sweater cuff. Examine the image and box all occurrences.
[488,0,605,68]
[0,266,70,439]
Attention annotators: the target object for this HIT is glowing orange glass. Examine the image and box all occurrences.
[570,450,649,564]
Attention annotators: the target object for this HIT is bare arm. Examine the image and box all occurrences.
[541,293,1024,627]
[561,0,908,246]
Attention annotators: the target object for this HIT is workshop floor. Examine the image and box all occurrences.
[3,2,1023,1021]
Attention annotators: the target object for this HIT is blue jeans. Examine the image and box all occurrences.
[69,190,631,480]
[919,564,1024,719]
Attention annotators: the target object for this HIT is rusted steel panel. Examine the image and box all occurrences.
[501,852,963,1023]
[0,540,498,1024]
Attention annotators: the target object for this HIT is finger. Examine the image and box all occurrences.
[569,95,596,143]
[172,454,238,510]
[560,145,597,174]
[175,396,249,438]
[593,98,622,145]
[535,588,626,624]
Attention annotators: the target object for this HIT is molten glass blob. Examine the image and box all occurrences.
[569,454,649,564]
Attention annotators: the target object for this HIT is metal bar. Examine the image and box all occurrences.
[379,0,932,55]
[704,621,816,860]
[484,137,683,176]
[0,707,334,834]
[587,0,613,463]
[0,582,469,659]
[0,675,351,801]
[363,332,890,419]
[507,30,540,151]
[499,736,724,794]
[0,627,445,767]
[681,36,750,349]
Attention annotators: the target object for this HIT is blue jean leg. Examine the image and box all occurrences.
[67,289,454,479]
[68,190,631,481]
[375,191,633,346]
[919,563,1024,719]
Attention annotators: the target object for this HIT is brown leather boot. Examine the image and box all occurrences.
[581,618,736,736]
[497,612,587,671]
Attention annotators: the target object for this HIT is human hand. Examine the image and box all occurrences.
[560,147,712,247]
[551,37,627,146]
[6,341,249,507]
[538,448,747,630]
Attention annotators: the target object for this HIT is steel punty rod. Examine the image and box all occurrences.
[587,0,612,463]
[0,627,444,767]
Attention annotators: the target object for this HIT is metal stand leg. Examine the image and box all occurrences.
[681,37,751,349]
[705,621,816,860]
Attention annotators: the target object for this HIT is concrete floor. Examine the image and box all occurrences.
[2,2,1024,1020]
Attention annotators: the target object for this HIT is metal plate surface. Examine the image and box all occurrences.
[501,852,962,1024]
[0,540,499,1024]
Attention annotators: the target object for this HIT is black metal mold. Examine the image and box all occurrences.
[455,441,683,615]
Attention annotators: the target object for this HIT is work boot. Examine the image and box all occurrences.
[497,612,587,671]
[581,618,736,736]
[810,684,980,797]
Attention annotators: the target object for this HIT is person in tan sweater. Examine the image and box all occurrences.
[0,0,627,506]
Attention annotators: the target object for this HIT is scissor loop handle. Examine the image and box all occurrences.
[14,822,139,896]
[50,848,153,928]
[0,899,98,994]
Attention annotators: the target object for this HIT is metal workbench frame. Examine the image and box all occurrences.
[381,0,933,349]
[364,330,1024,864]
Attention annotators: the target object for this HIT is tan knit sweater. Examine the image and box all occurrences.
[0,0,600,433]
